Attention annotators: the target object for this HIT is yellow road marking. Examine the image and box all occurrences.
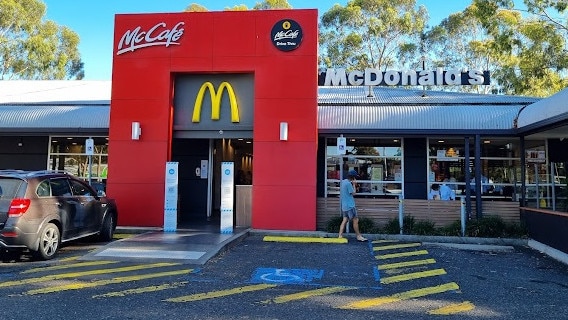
[26,269,192,295]
[113,233,135,239]
[373,243,421,251]
[165,284,278,303]
[263,236,347,244]
[371,240,399,244]
[377,250,429,260]
[22,260,118,274]
[261,286,354,304]
[0,262,179,288]
[93,281,188,298]
[378,258,436,270]
[339,282,460,309]
[428,301,475,315]
[380,268,447,284]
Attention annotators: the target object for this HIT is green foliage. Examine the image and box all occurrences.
[319,0,428,70]
[383,215,416,234]
[412,220,437,235]
[0,0,84,80]
[325,216,378,234]
[466,215,506,237]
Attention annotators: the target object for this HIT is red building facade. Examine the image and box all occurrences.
[108,10,318,230]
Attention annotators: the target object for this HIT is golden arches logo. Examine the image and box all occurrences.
[192,81,240,123]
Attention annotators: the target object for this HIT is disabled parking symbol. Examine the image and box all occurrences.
[250,268,324,285]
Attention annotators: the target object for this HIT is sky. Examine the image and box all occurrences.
[42,0,474,81]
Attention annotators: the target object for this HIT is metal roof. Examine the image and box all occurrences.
[0,80,111,105]
[516,87,568,129]
[0,105,109,132]
[0,80,545,133]
[317,86,538,132]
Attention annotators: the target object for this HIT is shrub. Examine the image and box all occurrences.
[412,220,437,235]
[384,215,415,234]
[466,215,506,237]
[325,216,379,234]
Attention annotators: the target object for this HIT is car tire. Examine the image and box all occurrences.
[99,213,114,242]
[34,223,60,260]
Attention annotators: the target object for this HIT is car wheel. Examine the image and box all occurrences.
[99,213,114,242]
[35,223,60,260]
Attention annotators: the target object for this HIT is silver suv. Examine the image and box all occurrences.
[0,170,118,260]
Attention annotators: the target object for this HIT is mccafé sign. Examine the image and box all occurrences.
[192,82,240,123]
[116,22,185,55]
[318,68,490,86]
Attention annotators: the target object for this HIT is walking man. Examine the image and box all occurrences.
[338,169,368,242]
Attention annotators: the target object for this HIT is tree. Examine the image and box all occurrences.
[185,3,208,12]
[0,0,83,80]
[319,0,428,71]
[424,0,568,96]
[253,0,292,10]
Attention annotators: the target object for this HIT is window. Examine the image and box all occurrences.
[36,180,51,197]
[50,178,72,197]
[48,136,108,182]
[70,179,92,197]
[325,137,403,197]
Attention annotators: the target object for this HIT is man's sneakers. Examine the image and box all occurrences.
[356,236,368,242]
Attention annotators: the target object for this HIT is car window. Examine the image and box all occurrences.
[69,179,93,196]
[0,178,24,199]
[36,180,51,197]
[50,178,72,197]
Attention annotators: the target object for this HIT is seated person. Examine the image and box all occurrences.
[439,183,455,200]
[428,183,440,200]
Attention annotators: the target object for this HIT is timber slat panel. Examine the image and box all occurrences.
[316,197,520,231]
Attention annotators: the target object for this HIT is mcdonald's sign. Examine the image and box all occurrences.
[192,81,240,123]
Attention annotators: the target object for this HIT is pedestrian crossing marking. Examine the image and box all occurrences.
[373,243,421,251]
[377,250,429,260]
[378,258,436,270]
[339,282,460,309]
[26,269,192,295]
[427,301,475,315]
[380,268,447,284]
[165,283,278,302]
[22,260,118,274]
[261,286,355,304]
[92,281,189,298]
[0,262,179,288]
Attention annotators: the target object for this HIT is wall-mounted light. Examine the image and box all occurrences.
[280,122,288,141]
[17,137,23,147]
[132,122,141,140]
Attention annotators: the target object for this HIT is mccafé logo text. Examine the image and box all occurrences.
[192,82,240,123]
[318,68,490,86]
[116,22,185,55]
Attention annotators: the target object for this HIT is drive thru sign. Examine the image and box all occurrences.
[337,136,346,155]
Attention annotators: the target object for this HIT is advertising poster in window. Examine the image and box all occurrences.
[526,150,545,163]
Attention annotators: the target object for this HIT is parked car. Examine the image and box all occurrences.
[0,170,118,260]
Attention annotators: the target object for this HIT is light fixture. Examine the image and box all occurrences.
[131,122,142,140]
[279,122,288,141]
[17,137,23,147]
[438,140,445,143]
[484,140,491,144]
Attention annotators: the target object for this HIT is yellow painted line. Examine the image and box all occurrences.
[371,240,399,244]
[263,236,347,244]
[380,268,447,284]
[339,282,460,310]
[93,281,188,298]
[165,284,278,303]
[373,243,421,251]
[22,260,119,274]
[428,301,475,315]
[26,269,192,295]
[113,233,136,239]
[261,286,355,304]
[377,250,429,260]
[0,262,179,288]
[378,258,436,270]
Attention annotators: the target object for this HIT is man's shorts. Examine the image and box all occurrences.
[341,207,358,219]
